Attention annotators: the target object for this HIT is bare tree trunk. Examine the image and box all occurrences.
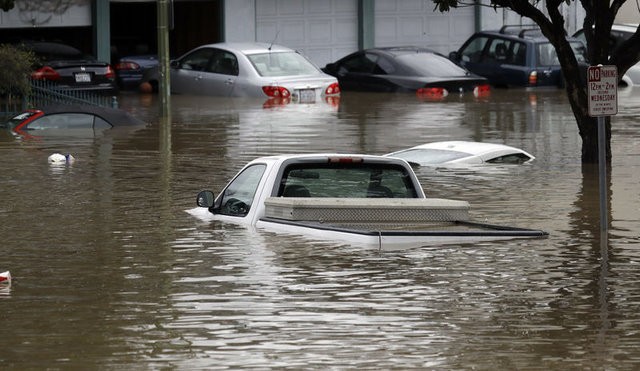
[576,114,612,162]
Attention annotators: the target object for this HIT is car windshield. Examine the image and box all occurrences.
[396,53,469,77]
[390,148,470,164]
[22,42,87,61]
[248,52,320,77]
[537,41,587,66]
[2,111,39,128]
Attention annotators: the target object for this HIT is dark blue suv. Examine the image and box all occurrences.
[449,26,588,88]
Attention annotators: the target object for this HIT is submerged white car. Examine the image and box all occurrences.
[385,141,535,166]
[141,42,340,102]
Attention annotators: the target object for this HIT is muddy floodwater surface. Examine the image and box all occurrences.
[1,88,639,369]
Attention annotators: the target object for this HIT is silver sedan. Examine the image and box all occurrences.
[142,42,340,103]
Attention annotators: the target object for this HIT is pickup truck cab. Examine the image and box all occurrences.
[192,153,547,250]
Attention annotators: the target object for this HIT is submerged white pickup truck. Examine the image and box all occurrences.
[190,153,547,250]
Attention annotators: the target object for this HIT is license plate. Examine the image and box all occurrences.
[75,73,91,82]
[298,89,316,103]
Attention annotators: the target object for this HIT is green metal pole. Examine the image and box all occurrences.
[157,0,171,117]
[358,0,375,50]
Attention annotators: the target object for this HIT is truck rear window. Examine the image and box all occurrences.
[277,163,418,198]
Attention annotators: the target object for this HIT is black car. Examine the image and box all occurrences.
[322,47,490,98]
[18,41,118,95]
[449,25,588,88]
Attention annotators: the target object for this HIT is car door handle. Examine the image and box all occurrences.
[195,74,203,80]
[224,79,234,85]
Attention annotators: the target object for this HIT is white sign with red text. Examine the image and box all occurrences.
[587,65,618,117]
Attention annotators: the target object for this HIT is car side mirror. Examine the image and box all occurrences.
[449,51,460,62]
[196,190,215,207]
[170,60,180,69]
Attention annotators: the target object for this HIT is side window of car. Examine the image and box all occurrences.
[509,42,527,66]
[25,115,57,129]
[487,38,512,63]
[373,55,395,74]
[340,53,378,73]
[27,113,93,129]
[219,164,266,217]
[179,48,214,71]
[94,116,112,130]
[460,36,489,63]
[537,43,559,66]
[207,50,239,76]
[486,153,532,164]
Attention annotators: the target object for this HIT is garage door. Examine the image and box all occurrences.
[255,0,358,68]
[375,0,475,55]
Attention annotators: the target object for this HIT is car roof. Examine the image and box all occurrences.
[363,46,440,56]
[191,42,295,55]
[475,26,582,43]
[250,153,414,167]
[576,23,638,34]
[403,141,532,157]
[16,40,83,56]
[39,104,146,126]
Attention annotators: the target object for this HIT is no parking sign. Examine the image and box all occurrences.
[587,65,618,117]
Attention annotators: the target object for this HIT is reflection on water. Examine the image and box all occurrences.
[0,89,639,369]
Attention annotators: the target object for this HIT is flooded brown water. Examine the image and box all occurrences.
[1,88,639,369]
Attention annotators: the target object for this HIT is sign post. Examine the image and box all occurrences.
[587,65,617,247]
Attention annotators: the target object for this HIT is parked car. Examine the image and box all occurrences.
[449,26,588,88]
[140,42,340,103]
[384,141,535,166]
[114,54,158,90]
[573,24,640,87]
[2,104,145,138]
[16,40,118,95]
[322,47,490,98]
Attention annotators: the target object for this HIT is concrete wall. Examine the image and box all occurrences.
[224,0,256,42]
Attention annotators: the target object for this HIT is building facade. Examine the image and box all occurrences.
[0,0,593,67]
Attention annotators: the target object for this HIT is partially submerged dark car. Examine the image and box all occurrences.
[322,46,490,98]
[448,25,588,88]
[17,40,118,95]
[3,104,145,138]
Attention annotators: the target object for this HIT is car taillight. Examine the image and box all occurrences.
[114,61,140,71]
[473,84,491,97]
[416,87,449,99]
[262,86,291,98]
[529,71,537,86]
[31,66,60,81]
[105,65,115,79]
[325,82,340,95]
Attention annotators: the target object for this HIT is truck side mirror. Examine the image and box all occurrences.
[196,190,215,207]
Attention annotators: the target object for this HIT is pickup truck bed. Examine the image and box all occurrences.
[257,196,547,250]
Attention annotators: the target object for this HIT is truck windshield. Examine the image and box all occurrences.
[278,163,418,198]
